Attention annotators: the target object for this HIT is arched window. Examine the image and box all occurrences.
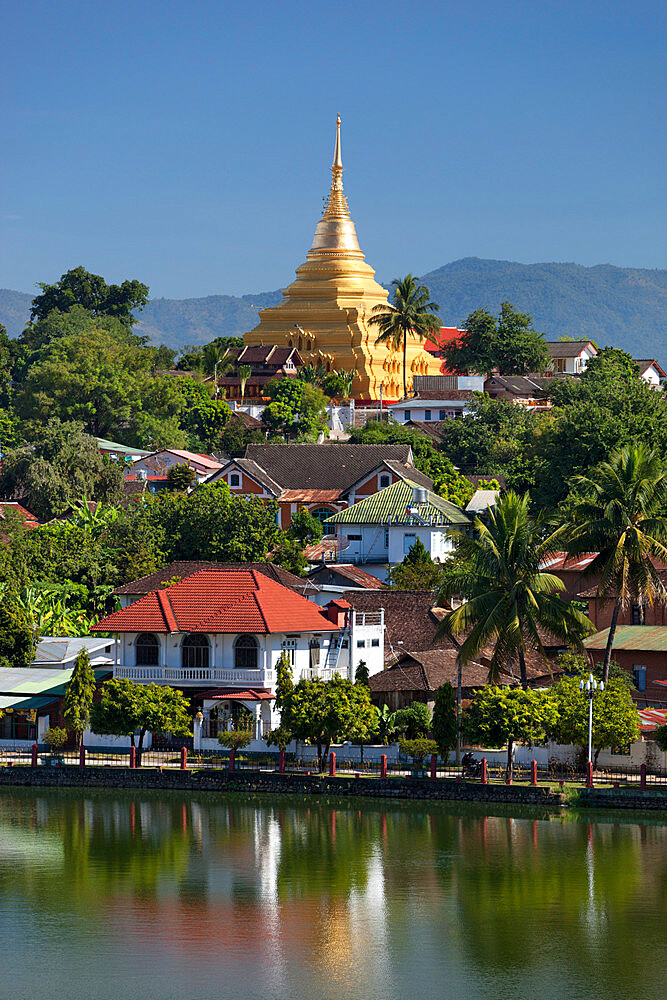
[181,634,209,669]
[136,633,159,666]
[310,506,335,526]
[235,634,258,670]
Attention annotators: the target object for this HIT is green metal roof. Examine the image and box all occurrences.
[325,479,470,527]
[0,667,112,698]
[95,437,150,456]
[0,695,55,711]
[584,626,667,652]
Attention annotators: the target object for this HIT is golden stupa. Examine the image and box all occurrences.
[243,116,440,399]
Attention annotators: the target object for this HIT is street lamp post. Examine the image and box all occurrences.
[580,673,604,766]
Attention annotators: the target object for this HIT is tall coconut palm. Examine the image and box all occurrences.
[238,364,252,403]
[368,275,441,398]
[565,444,667,681]
[436,492,592,693]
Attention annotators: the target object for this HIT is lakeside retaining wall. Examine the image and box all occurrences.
[0,766,562,806]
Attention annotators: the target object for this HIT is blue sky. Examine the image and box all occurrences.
[1,0,665,299]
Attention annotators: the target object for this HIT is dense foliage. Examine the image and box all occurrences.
[441,301,549,377]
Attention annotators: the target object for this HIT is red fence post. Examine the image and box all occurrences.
[380,754,387,779]
[329,752,336,777]
[530,759,538,786]
[129,746,136,769]
[278,748,285,773]
[180,746,187,771]
[481,757,488,784]
[640,762,647,790]
[79,745,86,768]
[586,761,593,788]
[430,754,437,780]
[229,748,236,772]
[31,743,38,767]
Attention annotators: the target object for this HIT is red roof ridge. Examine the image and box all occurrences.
[250,569,270,631]
[156,589,179,632]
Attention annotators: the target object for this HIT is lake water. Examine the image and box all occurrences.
[0,788,664,1000]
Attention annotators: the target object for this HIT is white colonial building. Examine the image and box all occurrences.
[92,568,384,749]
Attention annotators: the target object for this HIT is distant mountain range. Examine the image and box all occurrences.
[2,258,665,358]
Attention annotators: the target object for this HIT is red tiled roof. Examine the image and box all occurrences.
[0,502,41,528]
[93,568,337,634]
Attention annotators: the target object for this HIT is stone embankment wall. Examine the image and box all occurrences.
[578,788,667,811]
[0,766,562,806]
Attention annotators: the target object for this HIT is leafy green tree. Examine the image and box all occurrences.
[580,346,642,384]
[63,648,96,748]
[274,650,294,721]
[354,660,370,686]
[392,701,431,739]
[287,507,324,545]
[265,724,294,752]
[289,675,378,771]
[377,704,398,744]
[652,725,667,752]
[0,419,124,520]
[548,671,640,766]
[218,417,265,457]
[441,302,549,377]
[166,463,197,492]
[321,369,354,399]
[565,444,667,681]
[464,686,557,779]
[388,538,445,590]
[368,274,441,398]
[263,378,328,440]
[432,683,457,759]
[270,536,309,576]
[218,729,253,752]
[174,337,243,373]
[0,589,36,667]
[90,679,191,764]
[174,379,231,449]
[29,266,149,328]
[437,491,592,689]
[399,737,439,769]
[14,310,184,442]
[42,726,68,753]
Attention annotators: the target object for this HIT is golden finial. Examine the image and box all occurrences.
[333,114,342,169]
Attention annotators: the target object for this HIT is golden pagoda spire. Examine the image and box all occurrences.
[308,115,363,257]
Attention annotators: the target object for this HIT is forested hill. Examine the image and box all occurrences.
[2,258,665,356]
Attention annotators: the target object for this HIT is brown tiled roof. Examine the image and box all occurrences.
[369,647,557,695]
[342,590,447,663]
[545,341,596,358]
[227,411,266,431]
[304,535,340,562]
[241,444,416,491]
[308,563,386,589]
[112,560,313,596]
[406,420,447,442]
[485,375,552,397]
[281,489,344,502]
[381,461,433,490]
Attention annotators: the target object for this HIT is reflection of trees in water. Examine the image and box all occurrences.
[1,789,666,996]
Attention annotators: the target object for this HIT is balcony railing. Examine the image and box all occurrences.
[115,666,273,686]
[354,612,383,626]
[299,667,349,682]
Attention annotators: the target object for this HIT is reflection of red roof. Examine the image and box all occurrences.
[199,688,273,701]
[92,568,338,634]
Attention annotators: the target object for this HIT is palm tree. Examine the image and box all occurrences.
[368,275,441,398]
[238,364,252,403]
[565,444,667,681]
[436,492,592,692]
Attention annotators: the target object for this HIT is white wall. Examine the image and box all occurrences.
[334,523,454,568]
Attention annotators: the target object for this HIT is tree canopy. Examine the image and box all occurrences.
[29,266,149,328]
[441,302,549,377]
[90,678,191,763]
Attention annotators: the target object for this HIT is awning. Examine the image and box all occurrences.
[199,688,273,702]
[0,695,55,712]
[638,708,667,733]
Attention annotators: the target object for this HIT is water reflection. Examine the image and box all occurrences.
[0,789,664,1000]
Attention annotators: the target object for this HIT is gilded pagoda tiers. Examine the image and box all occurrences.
[243,117,441,399]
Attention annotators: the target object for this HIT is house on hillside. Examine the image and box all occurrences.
[544,341,597,375]
[484,374,554,410]
[96,438,151,463]
[324,479,470,573]
[387,374,484,422]
[93,568,386,746]
[584,626,667,707]
[634,359,666,388]
[205,443,433,529]
[131,449,222,483]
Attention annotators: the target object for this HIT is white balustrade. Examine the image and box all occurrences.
[114,665,273,687]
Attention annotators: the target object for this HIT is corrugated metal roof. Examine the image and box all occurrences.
[324,479,470,526]
[584,626,667,651]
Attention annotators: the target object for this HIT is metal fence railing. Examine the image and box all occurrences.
[1,745,665,788]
